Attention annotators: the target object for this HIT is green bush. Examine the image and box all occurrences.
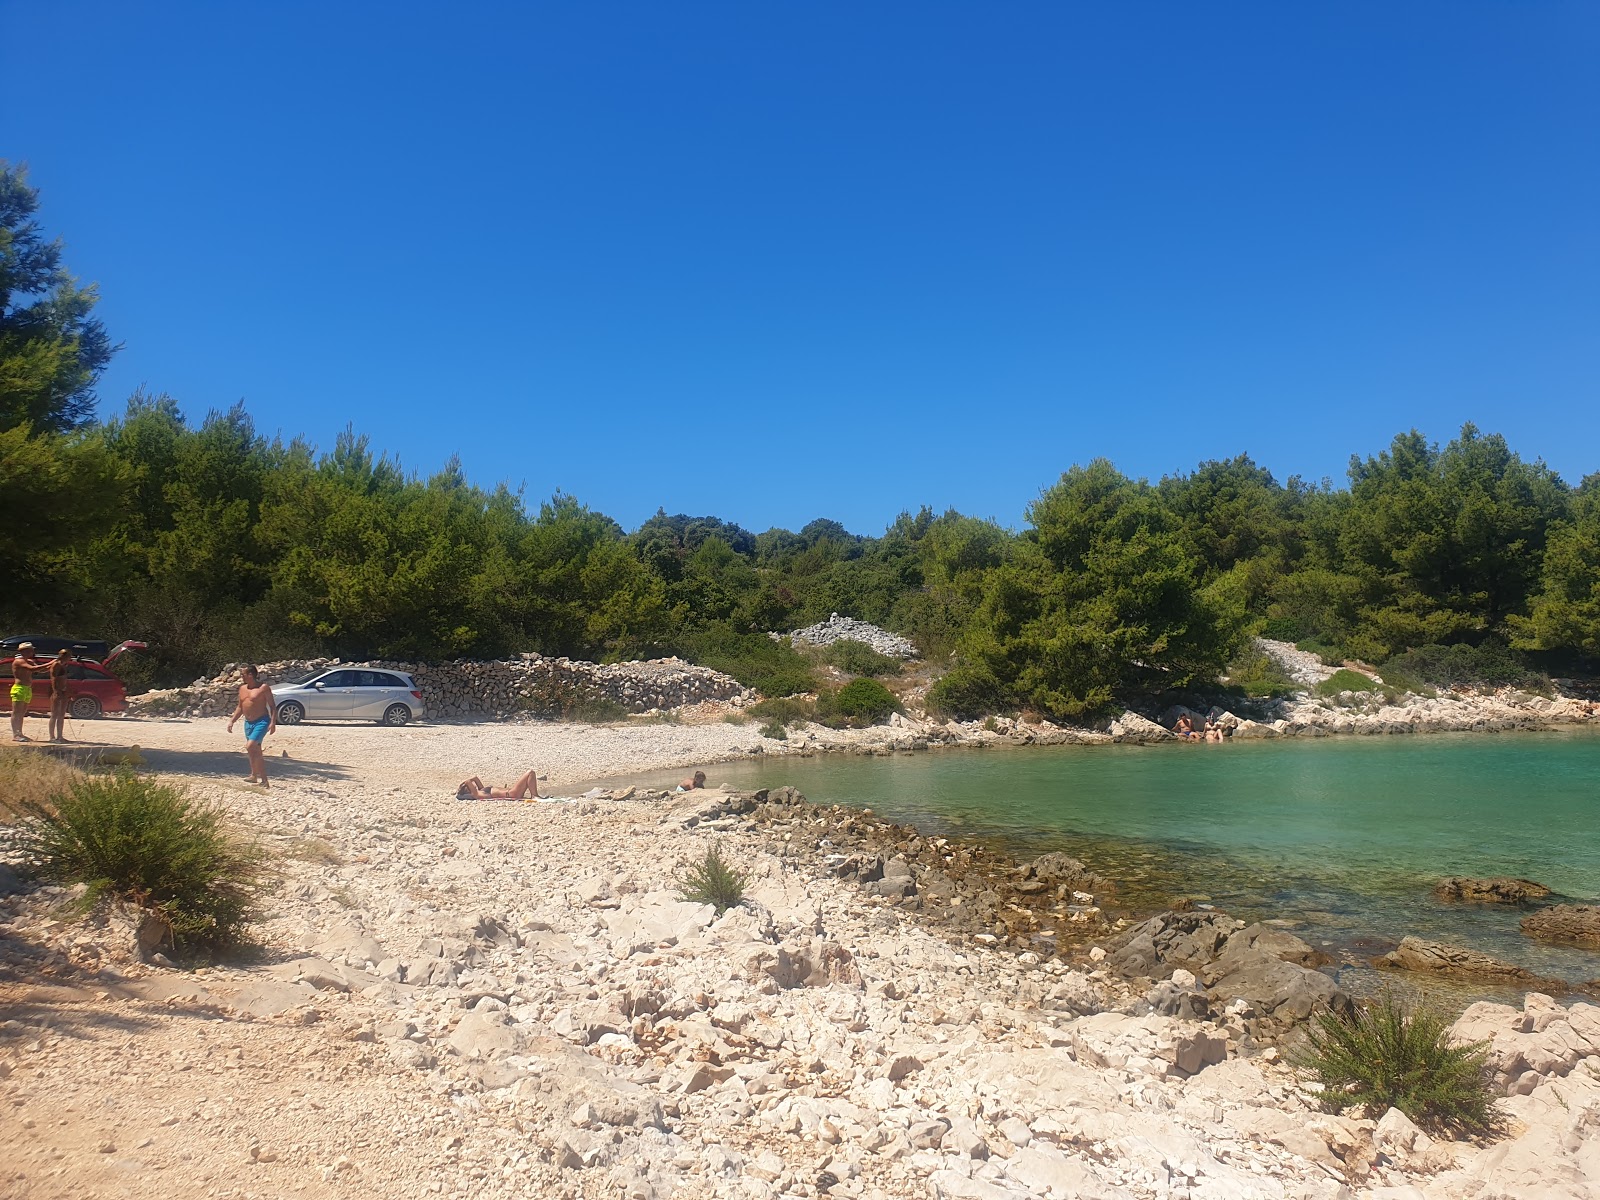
[758,720,788,740]
[1316,668,1377,696]
[926,665,1010,720]
[1382,641,1546,692]
[682,624,818,697]
[16,771,266,956]
[1260,616,1306,642]
[828,678,899,726]
[1225,648,1298,697]
[1295,993,1500,1138]
[1295,639,1346,665]
[747,696,816,728]
[825,638,901,678]
[676,842,750,914]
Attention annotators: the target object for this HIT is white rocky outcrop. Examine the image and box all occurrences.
[786,614,919,660]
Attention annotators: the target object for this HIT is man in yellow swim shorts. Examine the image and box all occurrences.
[9,642,39,742]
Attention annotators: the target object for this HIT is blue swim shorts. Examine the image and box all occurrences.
[243,716,270,743]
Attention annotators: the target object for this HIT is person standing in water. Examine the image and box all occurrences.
[9,642,39,741]
[225,664,277,786]
[47,649,72,743]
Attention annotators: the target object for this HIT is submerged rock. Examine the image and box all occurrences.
[1521,903,1600,950]
[1435,876,1552,905]
[1374,935,1565,988]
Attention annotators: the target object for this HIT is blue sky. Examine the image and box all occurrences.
[5,2,1598,533]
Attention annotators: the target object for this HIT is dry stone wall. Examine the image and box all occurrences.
[126,654,752,721]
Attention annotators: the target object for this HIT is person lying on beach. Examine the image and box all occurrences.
[676,770,707,791]
[457,769,542,801]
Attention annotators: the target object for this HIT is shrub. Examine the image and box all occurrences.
[758,720,788,741]
[1295,993,1500,1138]
[15,771,266,956]
[747,696,815,728]
[571,695,630,723]
[1296,639,1345,665]
[1316,668,1377,697]
[676,842,750,914]
[1382,642,1546,692]
[926,665,1010,720]
[1260,616,1306,642]
[825,678,899,726]
[681,624,818,697]
[1224,648,1298,698]
[825,638,901,678]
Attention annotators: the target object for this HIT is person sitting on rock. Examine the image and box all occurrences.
[676,770,707,791]
[1174,714,1200,740]
[1204,718,1225,742]
[457,769,542,801]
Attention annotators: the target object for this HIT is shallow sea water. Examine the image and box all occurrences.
[697,730,1600,989]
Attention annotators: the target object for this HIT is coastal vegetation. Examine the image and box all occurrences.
[5,161,1599,718]
[1296,993,1499,1138]
[675,842,750,915]
[14,770,267,956]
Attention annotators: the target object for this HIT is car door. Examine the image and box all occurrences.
[349,670,393,718]
[306,670,359,719]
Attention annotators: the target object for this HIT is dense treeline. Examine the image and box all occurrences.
[5,162,1599,716]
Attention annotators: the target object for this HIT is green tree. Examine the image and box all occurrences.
[1337,425,1568,657]
[1512,474,1600,657]
[952,461,1243,717]
[0,163,117,433]
[0,423,128,621]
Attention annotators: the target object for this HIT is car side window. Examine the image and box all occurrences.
[320,670,357,687]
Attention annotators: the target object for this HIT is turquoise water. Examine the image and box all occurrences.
[693,731,1600,985]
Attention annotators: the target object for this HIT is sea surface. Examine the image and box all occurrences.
[697,730,1600,989]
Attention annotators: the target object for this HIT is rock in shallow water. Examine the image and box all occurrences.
[1521,903,1600,950]
[1435,875,1552,904]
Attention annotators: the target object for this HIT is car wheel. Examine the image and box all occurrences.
[382,703,412,727]
[69,695,102,720]
[277,701,305,726]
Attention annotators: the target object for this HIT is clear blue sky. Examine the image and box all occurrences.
[6,2,1598,534]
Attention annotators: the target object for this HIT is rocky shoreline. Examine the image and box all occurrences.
[5,723,1600,1198]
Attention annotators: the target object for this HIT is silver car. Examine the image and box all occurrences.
[273,667,425,726]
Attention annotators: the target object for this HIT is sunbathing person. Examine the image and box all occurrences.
[1174,715,1200,740]
[676,770,708,791]
[457,769,542,801]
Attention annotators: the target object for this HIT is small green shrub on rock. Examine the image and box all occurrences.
[16,771,266,957]
[926,665,1010,720]
[747,696,815,728]
[827,678,899,726]
[758,720,788,740]
[1225,648,1298,698]
[1295,992,1500,1138]
[1315,668,1377,697]
[826,638,901,678]
[676,843,750,914]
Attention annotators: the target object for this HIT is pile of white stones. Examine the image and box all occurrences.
[786,615,918,660]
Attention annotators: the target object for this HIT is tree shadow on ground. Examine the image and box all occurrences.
[131,745,357,783]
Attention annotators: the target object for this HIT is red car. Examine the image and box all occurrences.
[0,641,146,719]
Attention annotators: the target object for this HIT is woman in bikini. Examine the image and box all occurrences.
[47,649,72,743]
[457,768,543,801]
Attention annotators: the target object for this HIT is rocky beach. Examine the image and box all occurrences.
[3,717,1600,1200]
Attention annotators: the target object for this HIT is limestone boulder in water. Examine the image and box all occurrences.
[1374,935,1559,987]
[1521,903,1600,950]
[1434,875,1552,905]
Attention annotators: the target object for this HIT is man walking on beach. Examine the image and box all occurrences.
[226,664,276,787]
[9,642,39,741]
